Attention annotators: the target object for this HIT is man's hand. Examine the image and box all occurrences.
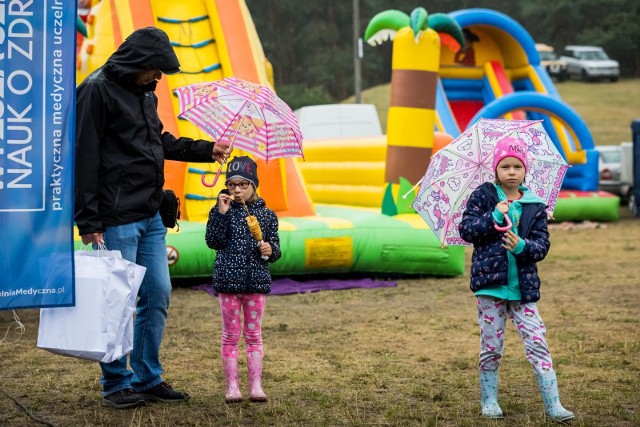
[212,141,231,164]
[81,232,104,246]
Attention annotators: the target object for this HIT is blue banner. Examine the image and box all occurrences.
[0,0,76,309]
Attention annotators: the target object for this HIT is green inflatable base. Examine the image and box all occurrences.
[552,190,620,222]
[163,205,465,279]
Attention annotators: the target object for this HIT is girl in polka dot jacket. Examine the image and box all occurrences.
[205,156,281,404]
[459,138,574,423]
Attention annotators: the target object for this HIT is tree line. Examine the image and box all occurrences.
[245,0,639,109]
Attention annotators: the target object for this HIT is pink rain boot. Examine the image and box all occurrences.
[222,357,242,403]
[247,355,267,402]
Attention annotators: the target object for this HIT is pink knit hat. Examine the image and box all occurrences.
[492,137,528,173]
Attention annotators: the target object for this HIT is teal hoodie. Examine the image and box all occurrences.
[474,184,544,301]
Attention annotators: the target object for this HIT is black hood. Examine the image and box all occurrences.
[105,27,180,79]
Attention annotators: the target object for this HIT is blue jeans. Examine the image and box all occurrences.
[100,212,171,396]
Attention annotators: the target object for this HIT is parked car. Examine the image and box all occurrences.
[535,43,568,82]
[596,144,632,201]
[560,45,619,82]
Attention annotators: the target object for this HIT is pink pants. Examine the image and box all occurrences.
[477,296,554,374]
[218,293,266,359]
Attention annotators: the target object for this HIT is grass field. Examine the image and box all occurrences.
[349,79,640,147]
[1,82,639,426]
[1,210,638,426]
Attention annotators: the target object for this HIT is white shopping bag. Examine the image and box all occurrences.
[37,248,146,363]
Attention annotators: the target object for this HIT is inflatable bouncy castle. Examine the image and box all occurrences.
[74,2,617,280]
[75,0,465,279]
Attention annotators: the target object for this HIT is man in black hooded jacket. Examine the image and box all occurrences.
[75,27,228,409]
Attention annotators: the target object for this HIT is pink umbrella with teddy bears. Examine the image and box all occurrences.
[174,77,304,187]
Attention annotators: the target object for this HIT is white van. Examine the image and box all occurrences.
[295,104,382,140]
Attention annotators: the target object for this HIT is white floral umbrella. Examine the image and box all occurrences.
[413,118,568,246]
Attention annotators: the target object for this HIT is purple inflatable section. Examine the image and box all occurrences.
[193,278,397,296]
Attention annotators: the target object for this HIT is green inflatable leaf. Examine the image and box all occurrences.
[381,183,398,216]
[397,177,416,214]
[364,9,410,43]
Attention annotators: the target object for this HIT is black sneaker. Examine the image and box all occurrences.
[138,381,190,403]
[101,389,145,409]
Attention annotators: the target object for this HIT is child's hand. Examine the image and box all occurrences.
[259,241,272,258]
[496,200,510,215]
[218,192,232,214]
[501,229,520,251]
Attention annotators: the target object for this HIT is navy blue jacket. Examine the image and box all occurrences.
[205,196,281,294]
[458,183,550,303]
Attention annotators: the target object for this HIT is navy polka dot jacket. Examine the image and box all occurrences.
[459,183,550,303]
[205,196,281,294]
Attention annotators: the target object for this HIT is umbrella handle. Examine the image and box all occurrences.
[201,164,224,188]
[201,142,234,188]
[493,215,513,232]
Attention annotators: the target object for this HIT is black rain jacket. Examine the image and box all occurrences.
[75,27,214,235]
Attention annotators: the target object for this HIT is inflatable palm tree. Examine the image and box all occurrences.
[365,7,463,215]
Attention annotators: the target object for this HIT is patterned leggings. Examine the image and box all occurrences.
[476,296,553,374]
[218,293,266,359]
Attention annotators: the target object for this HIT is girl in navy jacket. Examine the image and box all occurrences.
[205,156,281,404]
[459,137,574,423]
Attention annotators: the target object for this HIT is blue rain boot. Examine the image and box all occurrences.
[479,369,504,418]
[536,371,575,423]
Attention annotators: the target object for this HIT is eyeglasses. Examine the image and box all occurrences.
[226,181,251,190]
